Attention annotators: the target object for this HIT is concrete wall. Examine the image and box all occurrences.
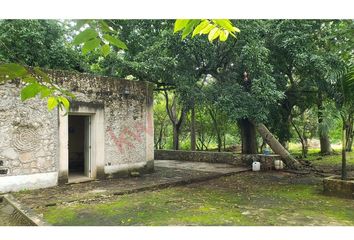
[0,70,154,192]
[154,150,259,167]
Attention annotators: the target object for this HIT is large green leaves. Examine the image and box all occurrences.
[21,82,42,101]
[47,96,70,112]
[82,38,101,55]
[73,28,98,45]
[174,19,240,42]
[72,20,128,56]
[174,20,190,33]
[47,97,58,111]
[181,20,201,39]
[100,44,111,57]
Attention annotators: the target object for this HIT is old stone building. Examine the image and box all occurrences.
[0,70,154,192]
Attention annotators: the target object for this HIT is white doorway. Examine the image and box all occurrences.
[58,104,105,184]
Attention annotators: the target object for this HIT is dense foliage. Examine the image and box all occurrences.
[0,19,353,156]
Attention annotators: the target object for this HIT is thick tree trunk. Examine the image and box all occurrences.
[239,119,258,154]
[190,101,196,151]
[251,121,301,169]
[320,135,332,155]
[318,94,332,155]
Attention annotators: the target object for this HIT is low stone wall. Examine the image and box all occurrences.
[323,176,354,199]
[154,150,259,167]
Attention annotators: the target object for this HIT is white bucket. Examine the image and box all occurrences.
[274,160,284,170]
[252,161,261,171]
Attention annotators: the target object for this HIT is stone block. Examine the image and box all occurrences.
[1,149,18,160]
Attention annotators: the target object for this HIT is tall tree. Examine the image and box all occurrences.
[266,20,343,155]
[0,20,84,71]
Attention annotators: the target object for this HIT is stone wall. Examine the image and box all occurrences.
[0,83,58,177]
[154,150,259,167]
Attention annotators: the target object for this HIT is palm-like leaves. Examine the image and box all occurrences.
[342,65,354,104]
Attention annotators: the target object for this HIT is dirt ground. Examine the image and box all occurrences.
[12,162,248,210]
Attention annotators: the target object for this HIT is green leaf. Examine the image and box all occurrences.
[103,34,127,50]
[192,20,210,37]
[73,28,98,45]
[58,96,70,111]
[22,76,37,84]
[0,63,28,80]
[99,20,113,32]
[208,28,221,42]
[39,87,53,99]
[213,20,237,33]
[174,20,190,33]
[219,30,229,41]
[47,97,58,111]
[233,26,241,33]
[21,83,42,101]
[200,23,215,34]
[75,20,91,30]
[182,20,201,39]
[101,44,111,57]
[82,38,101,55]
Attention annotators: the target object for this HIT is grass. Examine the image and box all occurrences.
[42,172,354,226]
[288,144,354,168]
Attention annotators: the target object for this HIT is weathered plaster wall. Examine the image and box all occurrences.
[49,71,154,175]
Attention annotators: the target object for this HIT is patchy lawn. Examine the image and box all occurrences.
[42,172,354,226]
[306,151,354,168]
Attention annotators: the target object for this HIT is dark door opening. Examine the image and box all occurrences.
[68,115,91,180]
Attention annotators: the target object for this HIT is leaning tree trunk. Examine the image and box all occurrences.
[251,121,301,169]
[239,119,258,154]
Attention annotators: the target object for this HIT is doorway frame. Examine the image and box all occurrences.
[58,104,105,184]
